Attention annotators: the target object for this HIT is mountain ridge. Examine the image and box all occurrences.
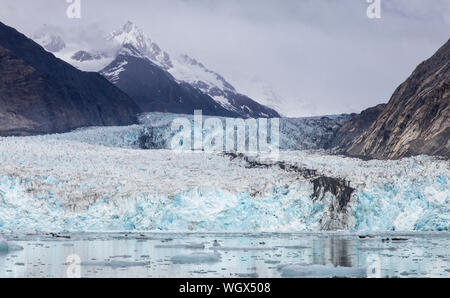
[101,46,241,117]
[34,21,280,118]
[104,22,280,118]
[345,39,450,159]
[0,22,141,136]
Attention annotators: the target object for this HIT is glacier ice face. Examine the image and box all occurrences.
[0,176,326,232]
[137,112,349,151]
[274,152,450,232]
[19,112,348,152]
[0,121,448,233]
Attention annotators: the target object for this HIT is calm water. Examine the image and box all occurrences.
[1,232,449,278]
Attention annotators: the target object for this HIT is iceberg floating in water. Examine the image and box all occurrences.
[0,237,23,253]
[171,252,221,264]
[278,264,367,278]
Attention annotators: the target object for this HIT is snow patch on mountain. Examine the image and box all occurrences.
[102,60,128,84]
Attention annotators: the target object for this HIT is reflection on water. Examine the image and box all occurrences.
[0,232,449,278]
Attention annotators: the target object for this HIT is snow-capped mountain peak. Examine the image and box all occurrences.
[104,22,279,118]
[107,21,172,70]
[107,22,238,96]
[30,21,280,118]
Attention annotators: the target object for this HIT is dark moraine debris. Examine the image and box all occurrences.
[224,153,319,178]
[137,127,166,149]
[358,235,376,239]
[48,233,71,239]
[391,238,409,242]
[381,238,409,242]
[311,176,354,211]
[224,153,355,211]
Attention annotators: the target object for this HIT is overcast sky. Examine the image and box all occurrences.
[0,0,449,116]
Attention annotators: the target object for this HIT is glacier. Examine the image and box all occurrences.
[0,114,448,233]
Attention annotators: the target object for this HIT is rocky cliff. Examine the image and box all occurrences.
[331,104,386,150]
[346,39,450,159]
[0,22,141,136]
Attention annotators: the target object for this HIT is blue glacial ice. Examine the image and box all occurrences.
[0,237,23,253]
[0,115,448,233]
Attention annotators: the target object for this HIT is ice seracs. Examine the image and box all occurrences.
[0,118,448,233]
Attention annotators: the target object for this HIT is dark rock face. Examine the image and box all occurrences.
[346,39,450,159]
[101,50,243,118]
[0,22,141,136]
[330,104,386,150]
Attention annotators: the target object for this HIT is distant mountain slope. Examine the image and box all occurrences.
[45,21,280,118]
[330,104,386,150]
[0,22,141,136]
[105,22,280,118]
[347,39,450,159]
[169,53,280,118]
[101,45,240,117]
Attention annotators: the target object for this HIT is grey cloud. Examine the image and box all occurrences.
[0,0,448,117]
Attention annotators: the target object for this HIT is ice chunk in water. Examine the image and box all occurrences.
[155,242,205,249]
[81,260,149,268]
[171,252,221,264]
[210,246,276,251]
[0,238,23,253]
[278,264,367,278]
[0,238,7,252]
